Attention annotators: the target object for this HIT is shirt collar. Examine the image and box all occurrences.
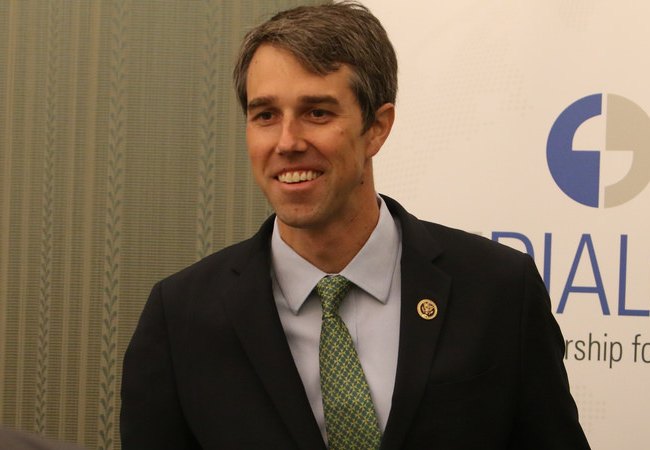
[271,196,401,315]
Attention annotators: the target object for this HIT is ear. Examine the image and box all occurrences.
[365,103,395,158]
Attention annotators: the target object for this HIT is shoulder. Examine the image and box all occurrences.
[416,220,547,312]
[424,218,535,276]
[159,215,274,291]
[422,220,525,262]
[383,194,535,283]
[134,220,274,333]
[382,194,529,268]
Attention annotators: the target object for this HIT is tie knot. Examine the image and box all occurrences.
[316,275,352,317]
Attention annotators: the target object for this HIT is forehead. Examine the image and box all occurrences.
[246,44,355,103]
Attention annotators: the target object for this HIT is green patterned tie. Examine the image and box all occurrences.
[317,275,382,450]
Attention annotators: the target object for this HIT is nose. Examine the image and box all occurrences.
[275,117,307,154]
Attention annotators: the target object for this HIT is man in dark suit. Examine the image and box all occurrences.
[120,2,590,449]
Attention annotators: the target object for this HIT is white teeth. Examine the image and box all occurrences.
[278,170,322,184]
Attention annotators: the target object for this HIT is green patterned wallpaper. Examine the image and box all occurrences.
[0,1,324,448]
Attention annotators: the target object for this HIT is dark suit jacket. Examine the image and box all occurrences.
[120,196,590,449]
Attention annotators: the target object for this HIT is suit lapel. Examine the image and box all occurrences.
[381,197,452,450]
[222,219,326,450]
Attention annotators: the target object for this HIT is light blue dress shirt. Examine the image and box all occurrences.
[271,196,402,443]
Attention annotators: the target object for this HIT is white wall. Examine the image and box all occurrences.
[365,1,650,448]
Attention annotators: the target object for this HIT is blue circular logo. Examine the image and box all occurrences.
[547,94,650,208]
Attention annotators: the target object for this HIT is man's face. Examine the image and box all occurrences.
[245,44,382,234]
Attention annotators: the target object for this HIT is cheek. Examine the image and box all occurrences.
[246,130,271,170]
[248,153,267,181]
[347,137,372,168]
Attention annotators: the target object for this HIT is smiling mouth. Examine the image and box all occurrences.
[277,170,323,184]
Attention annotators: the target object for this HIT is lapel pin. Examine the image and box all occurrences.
[417,299,438,320]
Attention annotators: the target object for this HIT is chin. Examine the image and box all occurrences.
[274,206,324,230]
[275,213,316,230]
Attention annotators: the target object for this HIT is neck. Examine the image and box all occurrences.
[278,196,380,274]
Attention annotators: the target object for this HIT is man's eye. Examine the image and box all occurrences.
[255,111,274,121]
[309,109,330,120]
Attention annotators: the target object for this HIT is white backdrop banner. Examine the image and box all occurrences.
[364,1,650,449]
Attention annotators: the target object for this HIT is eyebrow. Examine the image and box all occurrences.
[247,95,340,111]
[247,96,276,111]
[299,95,340,106]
